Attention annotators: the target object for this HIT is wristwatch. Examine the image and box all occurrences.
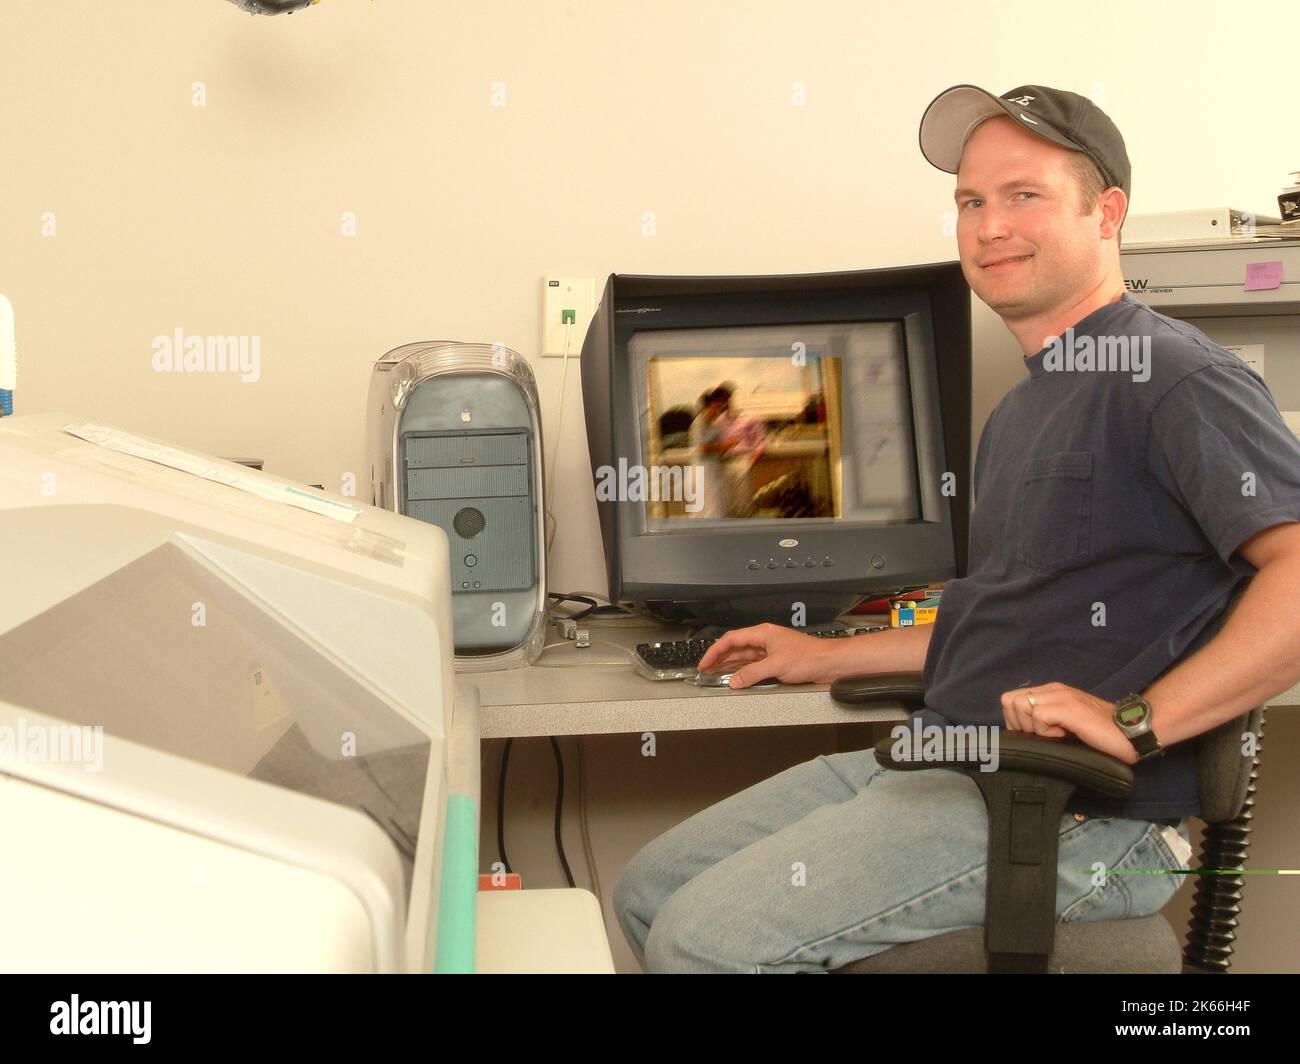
[1114,693,1164,761]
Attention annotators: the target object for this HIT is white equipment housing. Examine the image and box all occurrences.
[0,413,477,973]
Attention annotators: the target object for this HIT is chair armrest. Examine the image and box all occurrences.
[873,731,1134,799]
[830,672,926,709]
[871,730,1136,971]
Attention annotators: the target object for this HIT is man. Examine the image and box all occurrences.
[612,84,1300,973]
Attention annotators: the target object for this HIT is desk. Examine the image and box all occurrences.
[470,619,911,739]
[470,617,1300,739]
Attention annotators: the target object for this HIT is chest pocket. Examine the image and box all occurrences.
[1014,451,1093,571]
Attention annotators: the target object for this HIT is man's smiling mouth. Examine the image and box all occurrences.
[981,254,1033,269]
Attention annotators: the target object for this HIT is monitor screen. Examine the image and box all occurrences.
[631,322,918,527]
[581,264,971,627]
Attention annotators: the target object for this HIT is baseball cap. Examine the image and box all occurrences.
[918,84,1130,201]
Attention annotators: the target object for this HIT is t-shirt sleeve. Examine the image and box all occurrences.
[1146,363,1300,566]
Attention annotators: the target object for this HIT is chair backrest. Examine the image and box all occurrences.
[1196,705,1264,822]
[1194,577,1264,823]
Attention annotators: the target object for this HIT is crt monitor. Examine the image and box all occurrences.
[580,262,971,628]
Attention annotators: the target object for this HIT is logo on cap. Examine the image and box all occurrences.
[1005,94,1036,106]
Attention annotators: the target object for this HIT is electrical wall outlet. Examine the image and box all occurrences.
[542,276,596,357]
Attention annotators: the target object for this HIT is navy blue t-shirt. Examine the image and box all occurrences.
[920,292,1300,819]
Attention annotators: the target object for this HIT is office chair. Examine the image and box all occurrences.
[827,581,1265,974]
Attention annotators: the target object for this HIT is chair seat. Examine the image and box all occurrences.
[832,915,1181,974]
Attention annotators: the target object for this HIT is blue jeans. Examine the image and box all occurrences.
[614,748,1190,973]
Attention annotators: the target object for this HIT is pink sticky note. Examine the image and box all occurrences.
[1244,260,1283,291]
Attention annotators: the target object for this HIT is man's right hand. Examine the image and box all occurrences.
[696,623,845,689]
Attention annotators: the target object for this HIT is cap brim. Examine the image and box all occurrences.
[919,84,1081,174]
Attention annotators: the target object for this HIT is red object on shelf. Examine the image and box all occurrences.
[853,586,943,614]
[478,873,523,891]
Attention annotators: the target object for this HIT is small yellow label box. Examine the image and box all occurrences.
[889,595,941,628]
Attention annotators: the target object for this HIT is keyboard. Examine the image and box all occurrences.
[633,638,719,681]
[632,627,884,682]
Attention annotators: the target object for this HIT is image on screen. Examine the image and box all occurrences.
[631,323,918,525]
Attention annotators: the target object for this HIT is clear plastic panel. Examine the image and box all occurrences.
[0,542,430,888]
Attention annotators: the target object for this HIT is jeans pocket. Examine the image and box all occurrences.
[1148,822,1191,873]
[1061,822,1178,923]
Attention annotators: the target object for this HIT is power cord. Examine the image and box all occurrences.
[495,735,583,890]
[576,736,604,921]
[543,319,576,561]
[549,736,576,888]
[534,638,632,667]
[496,738,513,875]
[544,591,633,662]
[561,590,634,616]
[548,591,599,620]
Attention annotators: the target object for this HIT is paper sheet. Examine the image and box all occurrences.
[1225,344,1265,377]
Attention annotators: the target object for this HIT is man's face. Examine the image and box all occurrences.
[954,116,1107,325]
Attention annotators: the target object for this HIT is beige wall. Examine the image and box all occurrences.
[4,1,1297,974]
[2,0,1295,595]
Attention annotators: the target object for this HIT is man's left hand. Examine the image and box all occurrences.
[998,682,1138,765]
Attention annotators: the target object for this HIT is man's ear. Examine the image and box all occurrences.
[1099,187,1127,242]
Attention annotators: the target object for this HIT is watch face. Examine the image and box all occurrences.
[1118,702,1147,726]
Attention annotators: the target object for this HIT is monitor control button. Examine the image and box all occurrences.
[766,560,778,569]
[804,559,817,567]
[785,559,797,568]
[465,554,478,567]
[822,558,834,567]
[746,560,760,570]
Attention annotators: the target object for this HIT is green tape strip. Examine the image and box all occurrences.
[433,793,479,973]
